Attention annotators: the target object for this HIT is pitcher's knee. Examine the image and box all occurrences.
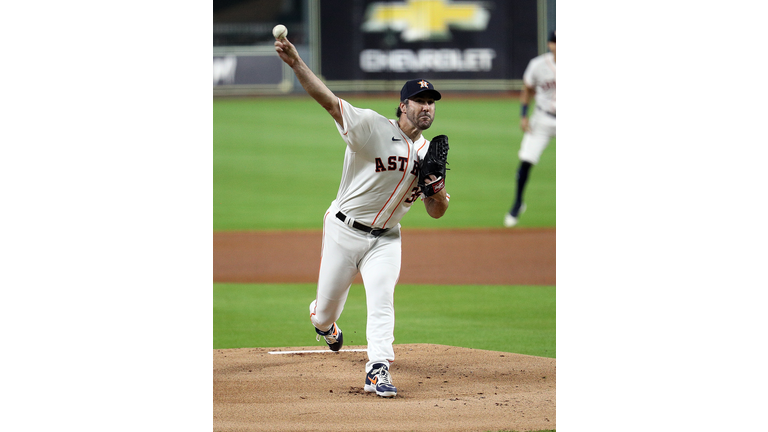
[309,299,336,331]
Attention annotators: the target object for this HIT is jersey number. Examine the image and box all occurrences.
[404,186,420,204]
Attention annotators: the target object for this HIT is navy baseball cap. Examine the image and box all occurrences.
[548,30,556,43]
[400,79,442,102]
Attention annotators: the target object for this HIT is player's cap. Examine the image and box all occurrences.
[400,79,442,102]
[548,30,556,43]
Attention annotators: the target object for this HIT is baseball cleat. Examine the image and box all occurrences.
[503,204,526,228]
[503,213,518,228]
[364,363,397,398]
[315,322,343,352]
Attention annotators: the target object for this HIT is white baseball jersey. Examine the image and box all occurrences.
[523,52,556,114]
[333,98,430,229]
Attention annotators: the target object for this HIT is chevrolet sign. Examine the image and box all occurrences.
[319,0,539,82]
[360,48,496,72]
[361,0,491,42]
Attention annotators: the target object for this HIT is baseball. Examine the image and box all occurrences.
[272,24,288,39]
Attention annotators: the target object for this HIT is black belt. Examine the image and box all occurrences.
[336,212,389,237]
[537,106,556,117]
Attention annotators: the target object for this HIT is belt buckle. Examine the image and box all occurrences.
[338,211,387,236]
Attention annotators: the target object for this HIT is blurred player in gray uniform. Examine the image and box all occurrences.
[505,30,556,228]
[274,35,450,398]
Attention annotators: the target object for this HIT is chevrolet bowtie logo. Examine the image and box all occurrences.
[362,0,490,42]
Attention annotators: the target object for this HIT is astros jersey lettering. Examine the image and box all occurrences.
[333,98,430,228]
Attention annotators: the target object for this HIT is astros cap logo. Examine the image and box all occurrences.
[362,0,490,42]
[418,80,430,88]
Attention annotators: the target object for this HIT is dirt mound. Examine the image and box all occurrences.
[213,228,556,430]
[214,344,555,431]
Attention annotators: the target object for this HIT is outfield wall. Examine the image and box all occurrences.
[213,0,555,96]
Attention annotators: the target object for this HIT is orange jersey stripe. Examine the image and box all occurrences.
[383,176,419,227]
[381,137,427,227]
[372,126,412,227]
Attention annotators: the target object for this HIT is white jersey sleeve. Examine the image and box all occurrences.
[335,99,381,152]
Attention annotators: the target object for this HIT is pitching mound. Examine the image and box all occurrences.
[214,344,555,431]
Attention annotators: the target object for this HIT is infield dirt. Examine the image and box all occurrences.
[213,227,555,286]
[213,228,556,431]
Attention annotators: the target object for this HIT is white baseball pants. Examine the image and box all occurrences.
[310,202,401,372]
[519,110,556,164]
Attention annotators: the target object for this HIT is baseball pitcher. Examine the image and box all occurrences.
[275,34,450,398]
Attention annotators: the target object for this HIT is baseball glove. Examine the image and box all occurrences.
[418,134,449,197]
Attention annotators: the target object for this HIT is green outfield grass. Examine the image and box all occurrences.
[213,95,556,363]
[213,96,555,230]
[213,283,555,358]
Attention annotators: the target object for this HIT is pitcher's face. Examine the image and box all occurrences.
[404,96,435,130]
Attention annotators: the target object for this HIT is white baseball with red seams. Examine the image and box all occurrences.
[310,98,435,372]
[272,24,287,39]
